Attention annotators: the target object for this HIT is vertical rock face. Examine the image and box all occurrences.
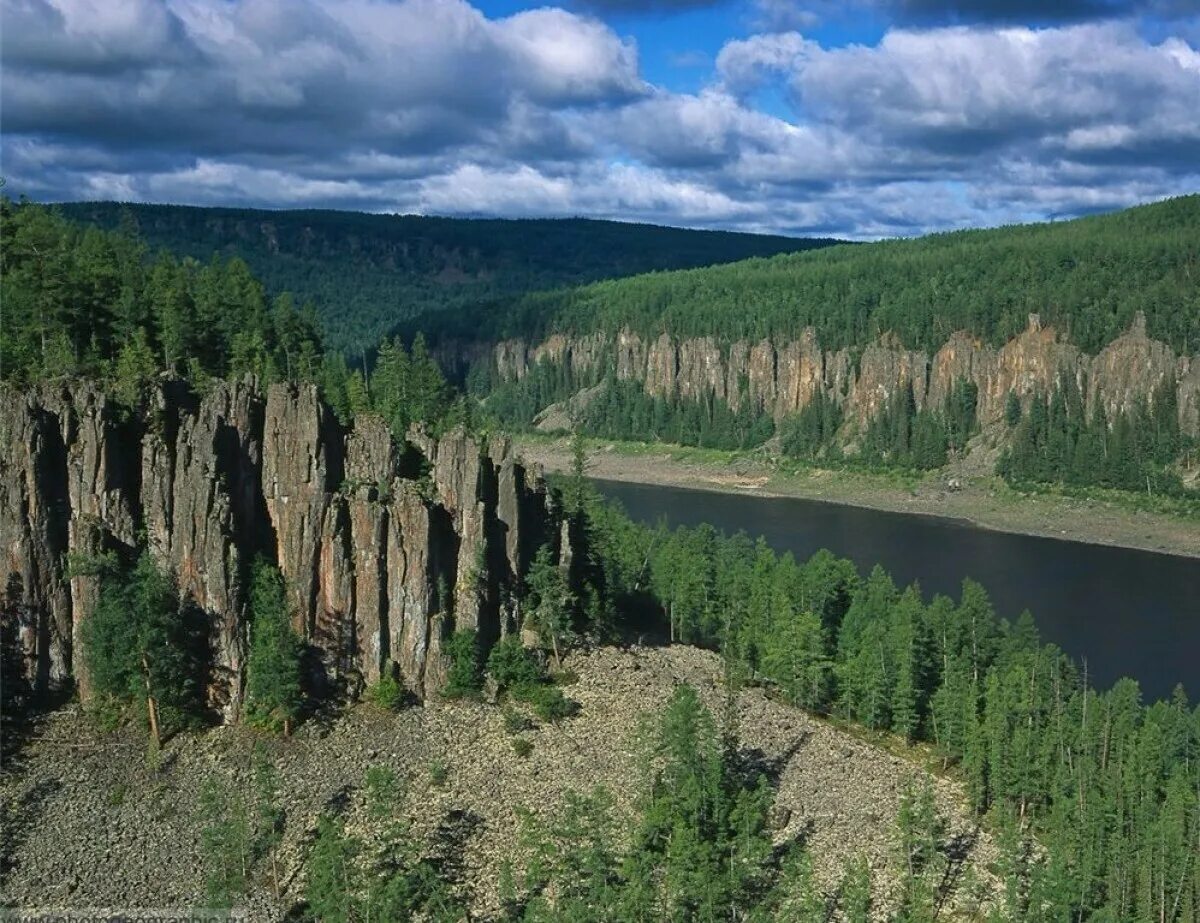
[985,315,1085,423]
[493,313,1198,439]
[677,338,726,403]
[1179,358,1200,439]
[1087,313,1178,424]
[153,379,266,715]
[927,332,993,415]
[494,340,528,381]
[0,389,72,692]
[263,381,337,639]
[646,334,678,399]
[846,335,929,425]
[0,379,563,713]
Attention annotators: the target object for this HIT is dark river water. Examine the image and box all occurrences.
[594,479,1200,702]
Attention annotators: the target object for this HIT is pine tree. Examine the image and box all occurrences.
[523,544,575,668]
[895,776,946,921]
[198,775,252,906]
[112,326,159,410]
[0,574,32,746]
[442,629,482,698]
[81,552,205,744]
[244,560,303,734]
[839,855,872,923]
[305,814,361,923]
[1005,389,1022,427]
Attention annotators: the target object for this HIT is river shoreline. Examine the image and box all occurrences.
[518,436,1200,560]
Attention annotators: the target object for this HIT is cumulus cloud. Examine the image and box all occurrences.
[567,0,726,12]
[744,22,1200,170]
[1,0,1198,238]
[748,0,821,33]
[2,0,644,156]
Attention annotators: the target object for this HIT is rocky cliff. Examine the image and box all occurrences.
[0,379,559,713]
[494,313,1199,438]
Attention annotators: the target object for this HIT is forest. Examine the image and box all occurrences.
[440,194,1200,355]
[6,193,1195,514]
[1,202,1197,920]
[9,450,1194,921]
[539,474,1200,923]
[57,201,833,354]
[475,351,1195,497]
[0,198,460,441]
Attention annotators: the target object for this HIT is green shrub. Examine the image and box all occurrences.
[512,737,533,758]
[428,759,449,789]
[486,635,543,691]
[366,672,404,711]
[502,705,533,734]
[442,629,483,699]
[90,695,125,733]
[512,682,577,723]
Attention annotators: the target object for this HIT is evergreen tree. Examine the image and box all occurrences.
[198,775,252,906]
[523,544,576,667]
[0,575,32,748]
[442,629,483,699]
[244,560,303,734]
[1005,390,1022,427]
[81,552,206,744]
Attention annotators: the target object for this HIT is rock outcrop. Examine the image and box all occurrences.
[492,313,1198,438]
[0,379,562,712]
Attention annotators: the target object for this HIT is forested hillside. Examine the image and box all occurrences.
[57,201,836,353]
[8,195,1196,504]
[469,197,1199,500]
[3,197,1198,922]
[454,195,1199,354]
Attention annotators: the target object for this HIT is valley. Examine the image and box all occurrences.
[2,195,1197,922]
[7,5,1200,921]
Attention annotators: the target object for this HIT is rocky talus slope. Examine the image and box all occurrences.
[494,313,1199,436]
[1,645,998,920]
[0,379,559,711]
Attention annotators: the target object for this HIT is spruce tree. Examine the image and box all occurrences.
[523,544,575,668]
[244,559,303,734]
[81,552,205,744]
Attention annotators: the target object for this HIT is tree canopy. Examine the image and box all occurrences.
[57,201,835,354]
[459,195,1200,356]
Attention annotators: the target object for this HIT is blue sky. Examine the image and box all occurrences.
[2,0,1198,238]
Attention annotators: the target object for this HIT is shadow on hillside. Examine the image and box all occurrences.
[0,776,62,891]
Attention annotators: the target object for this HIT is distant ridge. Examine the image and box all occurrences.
[57,201,839,353]
[444,194,1199,356]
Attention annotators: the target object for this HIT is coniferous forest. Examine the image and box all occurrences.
[1,196,1197,921]
[58,201,836,354]
[438,195,1200,354]
[14,196,1198,501]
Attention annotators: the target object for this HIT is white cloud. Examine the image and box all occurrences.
[1,0,1197,238]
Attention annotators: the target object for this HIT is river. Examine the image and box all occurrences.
[594,479,1200,702]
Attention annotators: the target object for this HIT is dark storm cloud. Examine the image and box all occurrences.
[747,0,1200,32]
[880,0,1199,24]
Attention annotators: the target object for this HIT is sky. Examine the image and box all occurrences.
[2,0,1198,238]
